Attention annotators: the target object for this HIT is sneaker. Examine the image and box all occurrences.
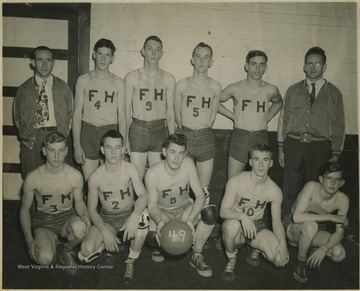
[203,187,211,205]
[222,257,237,281]
[246,247,260,266]
[293,259,307,283]
[215,236,223,251]
[123,258,136,287]
[60,247,79,275]
[190,253,212,277]
[151,249,164,263]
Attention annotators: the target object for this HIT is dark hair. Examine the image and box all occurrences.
[305,46,326,64]
[94,38,116,55]
[100,129,124,147]
[30,46,54,60]
[163,134,187,150]
[192,42,213,58]
[249,143,272,159]
[143,35,163,49]
[43,131,67,147]
[246,50,268,63]
[318,161,345,178]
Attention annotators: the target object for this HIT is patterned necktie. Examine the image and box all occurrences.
[37,80,49,126]
[310,82,316,106]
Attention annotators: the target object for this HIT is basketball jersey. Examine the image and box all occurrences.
[233,84,269,131]
[231,172,270,220]
[157,162,191,210]
[131,69,167,121]
[180,77,215,129]
[82,72,119,126]
[98,181,135,213]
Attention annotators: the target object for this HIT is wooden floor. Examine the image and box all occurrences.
[2,132,359,289]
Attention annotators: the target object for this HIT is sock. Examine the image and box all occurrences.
[128,248,140,260]
[226,250,237,259]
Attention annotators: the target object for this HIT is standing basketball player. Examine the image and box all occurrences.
[78,129,149,287]
[145,134,217,278]
[72,38,126,181]
[175,42,221,204]
[19,132,90,275]
[125,35,176,179]
[218,50,283,179]
[220,144,288,281]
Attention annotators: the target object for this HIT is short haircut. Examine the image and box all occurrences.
[249,143,272,159]
[94,38,116,55]
[192,42,213,58]
[246,50,268,63]
[30,46,54,60]
[163,133,187,150]
[318,161,345,178]
[143,35,163,49]
[43,131,67,147]
[100,129,124,147]
[305,46,327,64]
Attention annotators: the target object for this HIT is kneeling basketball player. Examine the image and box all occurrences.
[146,133,217,278]
[220,144,289,281]
[78,130,149,287]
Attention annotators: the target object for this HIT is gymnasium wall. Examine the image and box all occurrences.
[90,2,358,133]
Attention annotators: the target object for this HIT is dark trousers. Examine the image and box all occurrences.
[282,137,331,216]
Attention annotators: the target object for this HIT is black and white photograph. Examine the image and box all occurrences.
[2,1,359,289]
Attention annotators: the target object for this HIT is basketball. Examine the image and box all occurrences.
[160,219,193,255]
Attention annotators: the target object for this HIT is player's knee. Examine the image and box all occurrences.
[70,219,88,240]
[300,221,318,238]
[200,204,218,225]
[37,251,55,266]
[331,246,346,262]
[222,219,241,237]
[137,210,150,237]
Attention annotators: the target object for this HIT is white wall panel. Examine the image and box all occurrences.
[2,173,23,200]
[3,98,14,126]
[3,136,21,164]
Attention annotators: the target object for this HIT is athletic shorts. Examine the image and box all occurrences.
[32,207,77,236]
[180,127,215,162]
[100,208,132,232]
[81,121,117,160]
[283,212,328,232]
[160,199,194,220]
[245,218,268,244]
[129,119,168,153]
[229,128,268,163]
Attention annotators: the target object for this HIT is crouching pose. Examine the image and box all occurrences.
[220,144,289,281]
[146,133,217,277]
[284,161,349,283]
[19,132,91,275]
[78,130,149,287]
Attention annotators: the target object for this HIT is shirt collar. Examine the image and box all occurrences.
[306,78,325,88]
[35,74,54,87]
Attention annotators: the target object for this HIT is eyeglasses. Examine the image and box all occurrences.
[305,62,322,68]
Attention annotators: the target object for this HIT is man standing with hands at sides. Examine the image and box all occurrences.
[218,50,283,179]
[14,46,73,179]
[220,144,289,282]
[277,46,345,216]
[175,42,222,204]
[20,132,91,275]
[78,130,149,287]
[146,134,217,278]
[125,35,176,179]
[72,38,126,181]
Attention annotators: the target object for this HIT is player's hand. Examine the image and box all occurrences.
[28,239,40,263]
[74,144,86,165]
[101,228,121,253]
[81,216,92,238]
[156,216,170,237]
[307,247,326,268]
[275,242,289,267]
[182,218,196,240]
[278,149,285,168]
[123,213,139,241]
[240,215,257,240]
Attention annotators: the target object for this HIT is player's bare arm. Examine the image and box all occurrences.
[209,80,222,126]
[174,79,187,129]
[116,77,128,152]
[123,163,148,241]
[165,73,176,134]
[72,74,87,164]
[266,84,283,122]
[124,71,136,145]
[218,83,236,121]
